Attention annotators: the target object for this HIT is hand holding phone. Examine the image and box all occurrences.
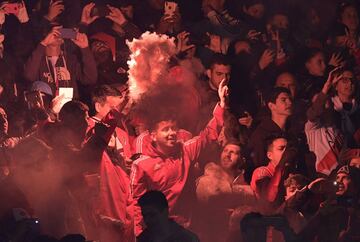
[164,1,177,18]
[59,28,77,39]
[3,2,21,15]
[90,4,110,18]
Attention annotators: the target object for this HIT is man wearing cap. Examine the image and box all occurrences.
[284,165,360,242]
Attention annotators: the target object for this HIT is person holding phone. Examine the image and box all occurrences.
[156,1,182,34]
[23,25,97,99]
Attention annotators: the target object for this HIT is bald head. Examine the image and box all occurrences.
[275,72,297,97]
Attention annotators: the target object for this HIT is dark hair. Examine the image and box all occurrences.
[91,85,122,105]
[265,133,287,152]
[148,113,178,132]
[266,8,289,23]
[240,212,264,232]
[265,87,292,105]
[338,2,358,20]
[243,0,264,8]
[59,101,89,125]
[303,48,323,64]
[138,190,169,212]
[224,139,243,150]
[284,174,310,188]
[60,234,86,242]
[209,53,232,69]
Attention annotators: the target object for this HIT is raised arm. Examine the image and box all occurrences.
[184,79,227,162]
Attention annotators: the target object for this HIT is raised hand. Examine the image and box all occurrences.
[45,0,64,22]
[206,33,222,53]
[40,26,62,46]
[247,30,261,41]
[218,79,229,108]
[322,67,344,94]
[50,94,65,114]
[106,5,126,26]
[259,49,275,70]
[81,2,98,26]
[329,52,344,68]
[72,32,89,49]
[238,112,253,128]
[176,31,195,54]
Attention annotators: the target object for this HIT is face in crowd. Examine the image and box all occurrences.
[95,95,124,118]
[336,170,356,196]
[305,51,326,77]
[275,72,297,98]
[335,70,355,99]
[267,138,287,166]
[207,63,231,90]
[243,3,265,20]
[220,143,243,171]
[151,120,179,151]
[340,5,359,33]
[268,92,293,117]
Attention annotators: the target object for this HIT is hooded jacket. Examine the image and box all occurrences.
[130,103,224,236]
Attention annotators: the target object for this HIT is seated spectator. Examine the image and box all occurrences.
[137,190,200,242]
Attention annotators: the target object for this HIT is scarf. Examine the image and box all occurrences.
[332,96,358,137]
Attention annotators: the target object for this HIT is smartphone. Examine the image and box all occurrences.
[3,2,21,15]
[24,91,44,109]
[164,1,177,17]
[59,28,77,39]
[90,4,110,18]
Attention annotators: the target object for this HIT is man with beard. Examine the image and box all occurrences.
[131,80,228,237]
[194,141,255,242]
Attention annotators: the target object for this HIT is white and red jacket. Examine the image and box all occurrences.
[130,103,224,236]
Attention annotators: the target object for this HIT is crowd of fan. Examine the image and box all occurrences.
[1,0,360,241]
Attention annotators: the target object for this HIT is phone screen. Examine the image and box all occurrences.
[164,1,177,17]
[58,87,73,109]
[59,28,77,39]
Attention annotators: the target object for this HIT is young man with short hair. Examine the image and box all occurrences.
[248,87,293,167]
[131,80,228,236]
[250,134,296,212]
[85,85,135,241]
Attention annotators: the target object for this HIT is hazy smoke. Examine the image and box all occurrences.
[127,32,177,102]
[127,32,204,132]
